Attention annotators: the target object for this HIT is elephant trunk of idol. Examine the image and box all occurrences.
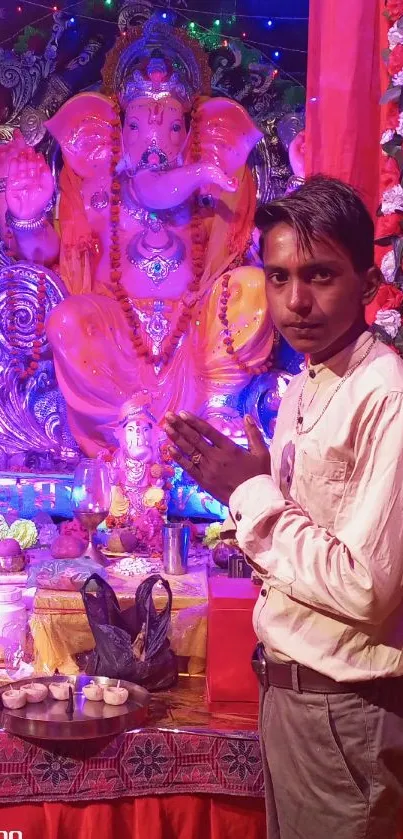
[131,162,234,210]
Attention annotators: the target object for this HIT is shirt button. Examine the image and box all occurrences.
[235,512,242,521]
[261,589,267,597]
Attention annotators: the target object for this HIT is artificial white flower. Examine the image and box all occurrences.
[375,308,402,337]
[381,250,396,283]
[392,70,403,86]
[381,129,395,145]
[381,184,403,214]
[388,22,403,49]
[396,112,403,136]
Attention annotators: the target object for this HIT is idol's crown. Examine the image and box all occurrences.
[118,394,157,427]
[120,50,193,109]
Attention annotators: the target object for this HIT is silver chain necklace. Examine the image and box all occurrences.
[296,335,376,435]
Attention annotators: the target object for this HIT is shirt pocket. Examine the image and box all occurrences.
[296,451,348,530]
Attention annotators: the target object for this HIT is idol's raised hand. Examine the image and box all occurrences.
[6,144,54,221]
[164,411,271,506]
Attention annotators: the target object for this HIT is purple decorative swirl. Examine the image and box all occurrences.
[0,262,65,357]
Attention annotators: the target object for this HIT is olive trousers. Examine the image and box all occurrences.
[259,679,403,839]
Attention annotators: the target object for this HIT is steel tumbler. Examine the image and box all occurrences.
[162,522,190,575]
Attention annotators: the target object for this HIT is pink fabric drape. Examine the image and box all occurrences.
[305,0,382,217]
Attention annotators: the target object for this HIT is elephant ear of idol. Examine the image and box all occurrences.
[44,92,118,180]
[185,97,263,177]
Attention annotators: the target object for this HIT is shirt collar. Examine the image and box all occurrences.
[307,330,374,384]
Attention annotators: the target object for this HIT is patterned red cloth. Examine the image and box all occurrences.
[0,728,263,803]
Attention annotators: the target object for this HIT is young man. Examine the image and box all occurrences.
[164,175,403,839]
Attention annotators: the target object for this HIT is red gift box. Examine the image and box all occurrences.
[207,576,259,714]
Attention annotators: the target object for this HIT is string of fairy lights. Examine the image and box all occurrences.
[1,0,308,72]
[8,0,308,22]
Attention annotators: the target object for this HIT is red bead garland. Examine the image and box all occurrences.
[109,96,263,374]
[108,96,206,367]
[219,272,271,376]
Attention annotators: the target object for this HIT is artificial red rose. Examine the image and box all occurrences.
[387,0,403,22]
[380,155,401,192]
[383,155,400,179]
[376,213,400,239]
[378,283,403,309]
[366,283,403,324]
[388,43,403,76]
[386,102,400,130]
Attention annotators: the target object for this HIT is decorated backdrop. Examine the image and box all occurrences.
[0,1,306,520]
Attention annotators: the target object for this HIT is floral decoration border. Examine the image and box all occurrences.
[372,0,403,353]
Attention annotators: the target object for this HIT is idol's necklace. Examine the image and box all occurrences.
[119,174,187,285]
[296,336,376,435]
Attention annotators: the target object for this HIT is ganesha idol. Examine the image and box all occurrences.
[3,19,273,454]
[106,394,171,523]
[102,393,172,553]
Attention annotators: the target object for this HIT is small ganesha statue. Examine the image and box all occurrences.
[105,393,174,529]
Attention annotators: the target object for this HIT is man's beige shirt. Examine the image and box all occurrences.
[230,331,403,681]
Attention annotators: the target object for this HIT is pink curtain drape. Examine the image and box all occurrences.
[305,0,382,217]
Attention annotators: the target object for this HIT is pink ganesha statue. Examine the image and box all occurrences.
[2,19,273,455]
[107,393,172,523]
[103,393,173,551]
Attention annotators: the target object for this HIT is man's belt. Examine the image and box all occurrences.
[252,643,403,695]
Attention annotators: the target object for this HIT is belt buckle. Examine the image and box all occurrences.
[253,644,269,691]
[262,658,269,691]
[291,662,301,693]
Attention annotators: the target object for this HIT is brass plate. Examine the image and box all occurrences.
[0,675,150,741]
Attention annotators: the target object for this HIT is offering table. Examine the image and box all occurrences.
[0,676,266,839]
[29,554,208,676]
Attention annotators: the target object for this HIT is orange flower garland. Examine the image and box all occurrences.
[6,268,47,381]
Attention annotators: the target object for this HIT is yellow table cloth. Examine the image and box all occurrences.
[30,558,208,676]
